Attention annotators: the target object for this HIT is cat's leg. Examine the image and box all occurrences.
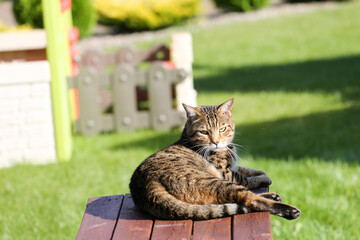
[248,197,300,220]
[222,181,299,219]
[232,166,272,189]
[235,188,300,220]
[163,171,299,220]
[205,180,300,220]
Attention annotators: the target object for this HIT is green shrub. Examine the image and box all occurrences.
[213,0,269,12]
[13,0,43,28]
[70,0,97,38]
[94,0,201,31]
[12,0,97,38]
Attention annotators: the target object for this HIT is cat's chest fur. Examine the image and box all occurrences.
[206,149,236,180]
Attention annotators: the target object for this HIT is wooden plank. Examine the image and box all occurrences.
[148,62,173,130]
[151,220,192,240]
[76,68,102,136]
[137,112,151,129]
[101,114,114,132]
[193,217,232,240]
[113,64,138,131]
[233,212,273,240]
[112,194,154,240]
[76,195,124,240]
[98,88,113,112]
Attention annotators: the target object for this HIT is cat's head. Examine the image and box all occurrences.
[182,99,235,152]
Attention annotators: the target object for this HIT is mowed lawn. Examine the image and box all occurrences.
[1,3,360,239]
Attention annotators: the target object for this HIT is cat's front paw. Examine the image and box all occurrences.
[246,175,272,189]
[259,174,272,187]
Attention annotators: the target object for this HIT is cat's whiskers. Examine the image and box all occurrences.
[228,142,243,148]
[204,148,211,160]
[196,146,207,156]
[225,147,236,163]
[226,145,242,163]
[195,145,212,160]
[228,142,247,153]
[196,147,204,156]
[234,132,242,137]
[190,143,207,149]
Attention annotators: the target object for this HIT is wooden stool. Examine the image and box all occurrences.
[76,189,273,240]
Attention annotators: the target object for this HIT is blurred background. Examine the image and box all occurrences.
[0,0,359,239]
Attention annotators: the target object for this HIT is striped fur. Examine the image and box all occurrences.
[130,99,300,220]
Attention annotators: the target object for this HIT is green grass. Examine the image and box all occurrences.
[1,2,360,239]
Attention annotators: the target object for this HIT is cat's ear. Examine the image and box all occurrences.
[182,103,201,121]
[217,98,234,117]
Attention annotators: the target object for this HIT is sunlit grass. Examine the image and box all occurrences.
[1,3,360,239]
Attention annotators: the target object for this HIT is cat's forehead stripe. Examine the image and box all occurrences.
[199,105,217,112]
[198,106,219,129]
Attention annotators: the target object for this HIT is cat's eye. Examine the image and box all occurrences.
[219,127,226,133]
[199,130,209,135]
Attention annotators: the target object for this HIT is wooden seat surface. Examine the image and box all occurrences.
[76,188,273,240]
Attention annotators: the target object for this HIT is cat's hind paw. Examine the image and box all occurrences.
[259,192,282,202]
[274,203,301,220]
[283,207,301,220]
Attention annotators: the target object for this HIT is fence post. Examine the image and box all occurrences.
[148,62,173,130]
[80,49,106,71]
[171,33,197,109]
[113,64,138,131]
[76,68,102,136]
[115,46,146,67]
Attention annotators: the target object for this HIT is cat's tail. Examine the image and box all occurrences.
[132,182,249,220]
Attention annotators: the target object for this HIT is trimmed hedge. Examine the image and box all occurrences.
[213,0,269,12]
[94,0,201,31]
[12,0,96,38]
[285,0,352,2]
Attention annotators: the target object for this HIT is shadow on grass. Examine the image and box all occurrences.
[194,54,360,103]
[111,107,360,163]
[110,129,181,153]
[237,106,360,163]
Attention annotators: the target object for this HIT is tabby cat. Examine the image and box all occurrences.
[130,99,300,220]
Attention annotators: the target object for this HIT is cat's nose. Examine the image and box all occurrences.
[212,140,220,145]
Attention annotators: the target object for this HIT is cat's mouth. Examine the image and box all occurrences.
[209,143,226,151]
